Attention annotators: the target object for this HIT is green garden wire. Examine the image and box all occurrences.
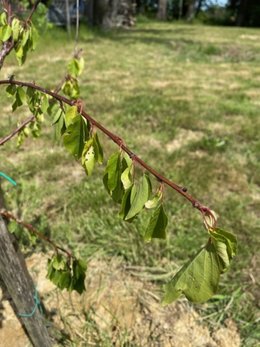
[0,172,17,186]
[18,287,43,318]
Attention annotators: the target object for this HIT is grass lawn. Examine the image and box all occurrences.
[0,18,259,346]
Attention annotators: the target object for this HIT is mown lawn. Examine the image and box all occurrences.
[0,18,259,346]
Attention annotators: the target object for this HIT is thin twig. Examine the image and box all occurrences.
[0,1,14,69]
[0,209,72,258]
[0,115,35,146]
[0,79,215,221]
[26,0,41,23]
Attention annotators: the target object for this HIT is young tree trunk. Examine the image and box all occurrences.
[0,189,52,347]
[157,0,167,20]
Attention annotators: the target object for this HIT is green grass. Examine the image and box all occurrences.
[0,20,259,346]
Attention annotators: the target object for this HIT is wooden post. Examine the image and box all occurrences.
[0,190,53,347]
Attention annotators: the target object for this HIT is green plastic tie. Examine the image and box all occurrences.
[0,172,17,186]
[18,287,43,318]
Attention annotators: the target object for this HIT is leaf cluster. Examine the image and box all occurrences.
[47,254,87,294]
[0,12,38,65]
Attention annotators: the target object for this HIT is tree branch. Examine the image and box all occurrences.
[0,0,42,70]
[0,1,14,69]
[0,209,72,258]
[0,115,35,146]
[26,0,42,23]
[0,79,215,220]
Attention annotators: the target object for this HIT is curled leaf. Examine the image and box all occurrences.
[163,228,237,304]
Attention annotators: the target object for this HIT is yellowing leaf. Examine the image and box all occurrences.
[65,105,78,127]
[82,139,95,176]
[121,165,133,190]
[93,132,103,164]
[11,18,20,42]
[145,190,163,209]
[0,25,12,42]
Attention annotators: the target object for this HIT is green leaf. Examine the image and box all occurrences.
[121,165,133,190]
[105,152,121,192]
[17,86,27,104]
[21,28,30,47]
[6,84,17,97]
[14,28,32,65]
[48,104,66,140]
[145,190,163,209]
[41,94,49,114]
[70,258,86,294]
[67,57,84,78]
[63,116,88,159]
[11,18,21,42]
[93,133,103,164]
[103,152,127,203]
[52,254,67,270]
[163,241,221,304]
[65,105,78,127]
[212,228,237,258]
[119,186,133,220]
[0,12,7,26]
[125,174,151,220]
[0,25,12,42]
[62,79,80,99]
[163,229,237,304]
[47,255,86,294]
[82,138,95,176]
[144,204,168,242]
[210,228,237,271]
[58,271,72,290]
[30,23,39,50]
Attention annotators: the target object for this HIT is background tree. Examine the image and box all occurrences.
[228,0,260,27]
[157,0,167,20]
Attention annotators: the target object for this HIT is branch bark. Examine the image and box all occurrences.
[0,115,35,146]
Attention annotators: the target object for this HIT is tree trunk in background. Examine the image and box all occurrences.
[185,0,196,21]
[195,0,203,16]
[179,0,183,19]
[236,0,253,26]
[157,0,167,20]
[65,0,71,36]
[102,0,121,28]
[88,0,135,28]
[86,0,94,25]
